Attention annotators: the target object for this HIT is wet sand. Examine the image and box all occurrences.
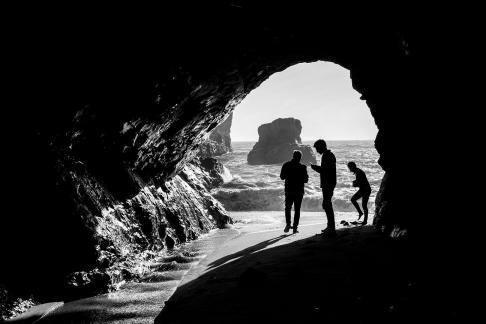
[155,212,418,324]
[29,228,240,324]
[25,211,412,324]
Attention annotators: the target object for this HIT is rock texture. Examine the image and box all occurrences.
[198,113,233,157]
[3,2,468,312]
[247,118,316,165]
[2,155,230,302]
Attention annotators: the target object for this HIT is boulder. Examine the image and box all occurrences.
[247,118,316,165]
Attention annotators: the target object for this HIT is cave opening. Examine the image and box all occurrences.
[232,61,377,142]
[209,61,384,218]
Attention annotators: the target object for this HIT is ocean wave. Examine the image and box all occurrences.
[212,187,374,212]
[212,188,284,211]
[221,166,233,183]
[214,141,382,212]
[220,176,258,189]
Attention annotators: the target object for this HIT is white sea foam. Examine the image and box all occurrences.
[221,166,233,183]
[214,141,384,212]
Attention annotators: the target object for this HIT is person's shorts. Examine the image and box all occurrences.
[352,188,371,201]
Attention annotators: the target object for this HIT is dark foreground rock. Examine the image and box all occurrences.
[62,158,230,298]
[0,286,37,321]
[198,113,233,157]
[0,156,230,307]
[247,118,316,165]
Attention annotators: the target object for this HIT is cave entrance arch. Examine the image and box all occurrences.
[210,61,383,217]
[231,61,377,143]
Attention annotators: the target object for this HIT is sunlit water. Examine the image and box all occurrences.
[213,140,384,212]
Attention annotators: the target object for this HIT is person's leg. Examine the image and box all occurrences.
[322,188,336,233]
[361,190,371,225]
[284,193,292,231]
[351,190,364,219]
[293,193,303,232]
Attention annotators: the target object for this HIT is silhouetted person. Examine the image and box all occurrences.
[280,150,308,234]
[347,161,371,225]
[311,139,337,237]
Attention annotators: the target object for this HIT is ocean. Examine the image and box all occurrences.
[213,140,384,214]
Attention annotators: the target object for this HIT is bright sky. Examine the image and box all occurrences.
[231,62,377,141]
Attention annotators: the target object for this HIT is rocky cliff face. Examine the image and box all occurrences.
[247,118,316,165]
[65,157,230,295]
[3,1,466,307]
[2,150,230,301]
[198,113,233,157]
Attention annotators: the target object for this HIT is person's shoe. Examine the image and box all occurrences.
[357,213,363,220]
[284,224,291,233]
[321,227,334,233]
[293,227,299,234]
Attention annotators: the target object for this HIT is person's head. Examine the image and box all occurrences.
[313,139,327,154]
[347,161,357,172]
[292,150,302,162]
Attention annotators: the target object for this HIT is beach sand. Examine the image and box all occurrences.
[25,212,426,323]
[156,212,416,324]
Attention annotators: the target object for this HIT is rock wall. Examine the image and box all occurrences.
[247,118,316,165]
[1,150,230,301]
[64,158,230,298]
[198,113,233,157]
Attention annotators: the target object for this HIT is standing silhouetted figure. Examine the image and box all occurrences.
[280,150,308,234]
[311,139,337,237]
[347,161,372,225]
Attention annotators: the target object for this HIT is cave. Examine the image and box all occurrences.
[2,2,469,322]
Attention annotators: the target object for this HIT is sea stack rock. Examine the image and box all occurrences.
[199,113,233,157]
[247,118,317,165]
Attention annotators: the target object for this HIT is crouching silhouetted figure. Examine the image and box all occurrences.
[280,150,308,234]
[347,161,372,225]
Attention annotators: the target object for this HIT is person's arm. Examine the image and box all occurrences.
[303,166,309,183]
[355,169,366,187]
[355,172,361,187]
[311,164,322,173]
[280,163,287,180]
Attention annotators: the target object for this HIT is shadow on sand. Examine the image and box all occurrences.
[156,227,420,324]
[207,234,291,270]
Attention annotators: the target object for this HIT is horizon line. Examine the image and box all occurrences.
[231,139,375,142]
